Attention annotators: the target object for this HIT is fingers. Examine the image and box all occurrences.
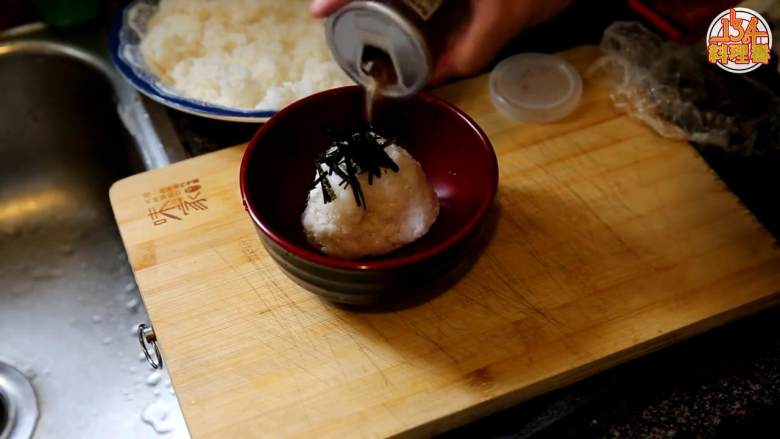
[432,2,513,83]
[431,0,570,84]
[310,0,351,18]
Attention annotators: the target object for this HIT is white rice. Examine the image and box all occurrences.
[139,0,350,109]
[302,145,440,259]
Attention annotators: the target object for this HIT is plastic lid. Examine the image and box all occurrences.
[489,53,582,123]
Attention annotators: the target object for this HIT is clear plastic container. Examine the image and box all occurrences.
[490,53,582,123]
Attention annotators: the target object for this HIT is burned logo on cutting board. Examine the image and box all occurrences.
[144,178,208,226]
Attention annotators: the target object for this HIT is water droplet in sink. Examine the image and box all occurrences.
[126,297,140,312]
[102,336,112,345]
[124,281,136,293]
[92,314,103,323]
[146,371,162,386]
[130,366,138,374]
[22,366,36,379]
[153,388,161,397]
[139,352,147,362]
[141,401,174,434]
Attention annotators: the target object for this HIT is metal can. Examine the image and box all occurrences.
[325,0,447,98]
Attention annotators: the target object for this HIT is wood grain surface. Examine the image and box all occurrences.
[110,46,780,438]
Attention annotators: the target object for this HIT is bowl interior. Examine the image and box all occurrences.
[242,86,496,268]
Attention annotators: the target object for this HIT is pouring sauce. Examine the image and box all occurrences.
[360,46,398,123]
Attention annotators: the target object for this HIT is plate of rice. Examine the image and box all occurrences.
[109,0,351,122]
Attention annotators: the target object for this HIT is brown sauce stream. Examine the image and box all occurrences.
[361,46,397,124]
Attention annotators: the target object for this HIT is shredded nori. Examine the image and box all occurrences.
[313,126,399,208]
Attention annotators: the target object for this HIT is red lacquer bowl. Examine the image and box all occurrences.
[240,86,498,304]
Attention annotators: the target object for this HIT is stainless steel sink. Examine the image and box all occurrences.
[0,23,189,438]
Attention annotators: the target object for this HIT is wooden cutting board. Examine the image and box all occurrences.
[110,46,780,438]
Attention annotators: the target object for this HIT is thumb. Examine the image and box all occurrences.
[310,0,351,18]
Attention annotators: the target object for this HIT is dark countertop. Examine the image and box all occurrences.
[161,2,780,437]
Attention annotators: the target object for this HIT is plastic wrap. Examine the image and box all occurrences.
[587,22,780,154]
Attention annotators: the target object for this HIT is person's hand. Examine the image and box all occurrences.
[310,0,349,17]
[310,0,570,83]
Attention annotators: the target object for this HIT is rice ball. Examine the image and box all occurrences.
[302,145,439,259]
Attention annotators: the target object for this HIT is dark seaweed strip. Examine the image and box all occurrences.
[342,151,365,207]
[313,163,335,204]
[313,126,399,209]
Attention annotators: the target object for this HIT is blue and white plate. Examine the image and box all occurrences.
[108,0,276,122]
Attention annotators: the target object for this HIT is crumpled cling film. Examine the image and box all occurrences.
[587,21,779,154]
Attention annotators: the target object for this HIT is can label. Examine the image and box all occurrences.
[402,0,444,20]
